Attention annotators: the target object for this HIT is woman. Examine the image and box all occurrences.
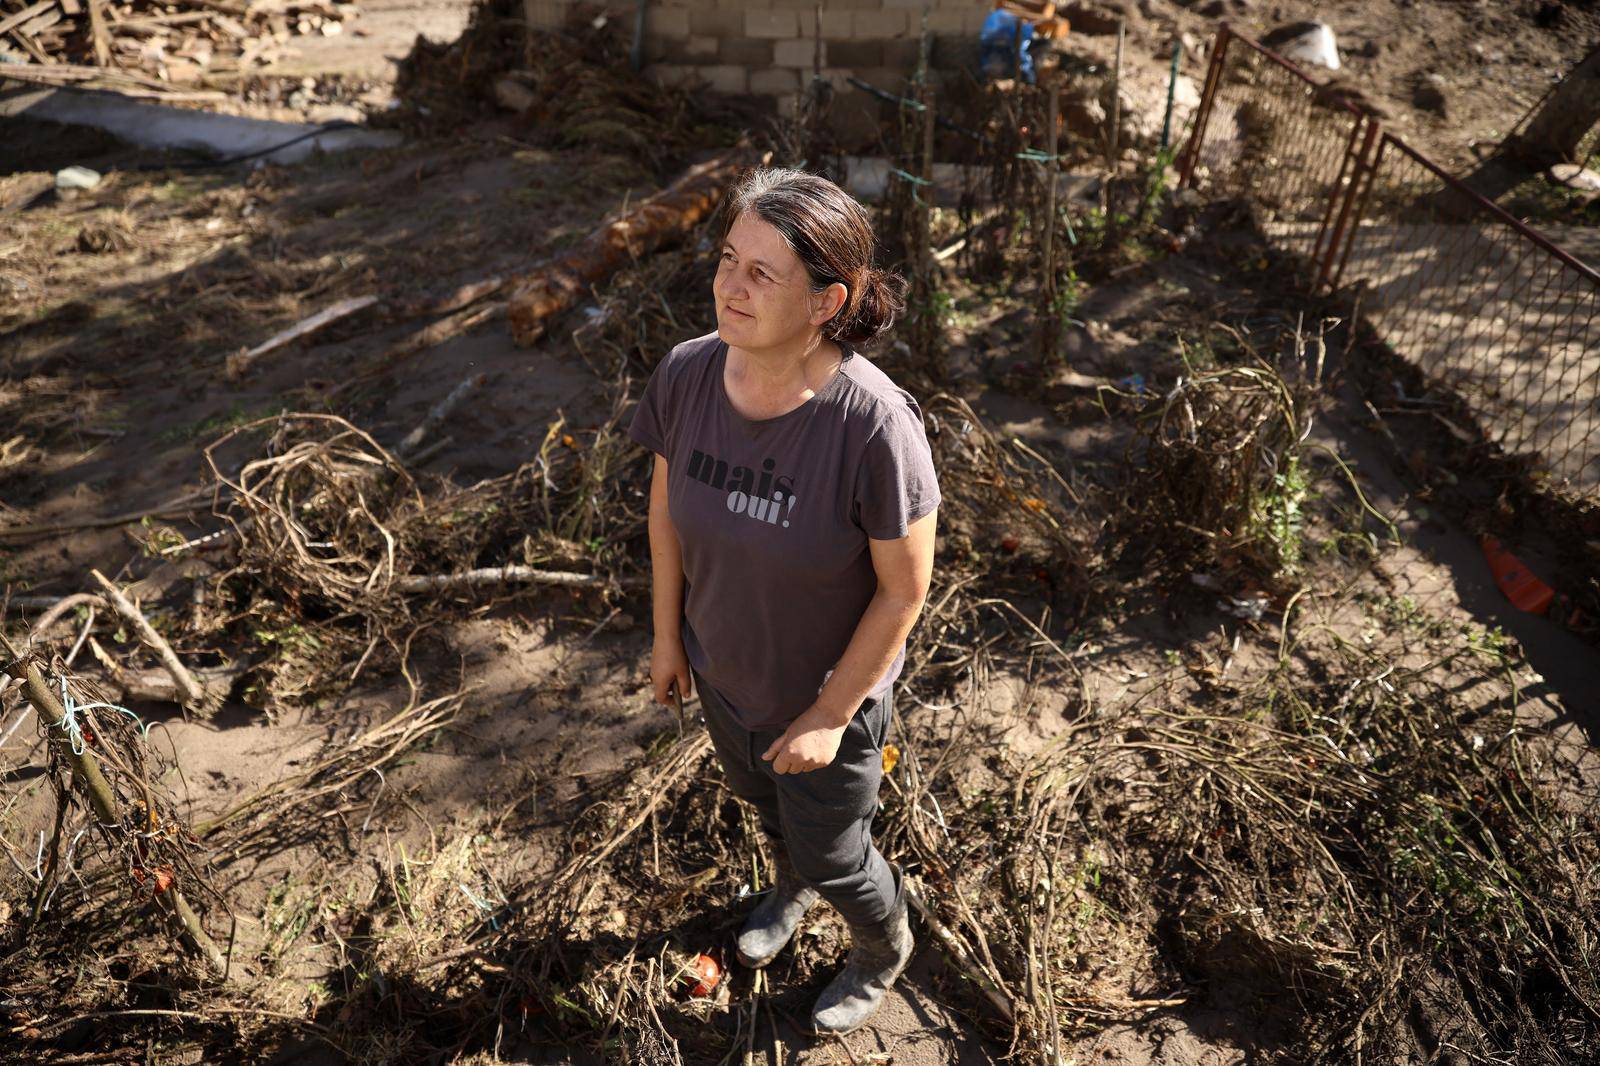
[627,167,941,1036]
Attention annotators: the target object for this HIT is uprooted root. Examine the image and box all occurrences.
[1113,323,1324,578]
[902,630,1600,1063]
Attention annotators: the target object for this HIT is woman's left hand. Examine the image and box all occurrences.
[761,705,849,774]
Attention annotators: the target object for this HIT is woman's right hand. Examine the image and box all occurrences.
[651,635,693,707]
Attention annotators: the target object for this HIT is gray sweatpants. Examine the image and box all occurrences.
[691,665,903,928]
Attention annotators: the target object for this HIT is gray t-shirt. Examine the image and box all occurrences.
[628,330,941,731]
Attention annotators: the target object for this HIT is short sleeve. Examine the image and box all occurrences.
[628,353,673,458]
[852,400,942,540]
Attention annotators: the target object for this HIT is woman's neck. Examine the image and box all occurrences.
[729,333,841,395]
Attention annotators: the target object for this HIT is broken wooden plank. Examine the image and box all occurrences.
[395,372,486,459]
[395,564,645,593]
[225,294,381,379]
[88,0,110,66]
[0,0,56,38]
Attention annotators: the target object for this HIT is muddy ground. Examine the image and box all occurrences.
[4,4,1600,1066]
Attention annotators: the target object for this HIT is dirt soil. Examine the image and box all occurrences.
[4,5,1600,1066]
[1057,0,1600,172]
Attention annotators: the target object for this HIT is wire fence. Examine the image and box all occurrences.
[1180,26,1600,504]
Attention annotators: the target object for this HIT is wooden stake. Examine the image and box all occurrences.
[919,82,936,276]
[1038,80,1060,367]
[1109,18,1125,167]
[0,648,228,978]
[89,569,205,711]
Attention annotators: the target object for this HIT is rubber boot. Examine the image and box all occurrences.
[736,841,820,968]
[810,867,914,1036]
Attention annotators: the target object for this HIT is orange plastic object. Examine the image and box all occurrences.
[1481,536,1555,615]
[686,953,720,997]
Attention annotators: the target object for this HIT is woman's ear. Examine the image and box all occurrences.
[810,282,849,327]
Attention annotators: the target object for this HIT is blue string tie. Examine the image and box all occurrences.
[53,675,149,756]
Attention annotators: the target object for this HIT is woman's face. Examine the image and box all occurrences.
[714,211,845,354]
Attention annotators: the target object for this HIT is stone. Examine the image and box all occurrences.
[1412,74,1448,116]
[1550,164,1600,192]
[55,165,101,191]
[1198,0,1226,16]
[492,76,535,112]
[1260,20,1341,70]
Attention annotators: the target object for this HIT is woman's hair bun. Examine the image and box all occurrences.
[826,267,906,347]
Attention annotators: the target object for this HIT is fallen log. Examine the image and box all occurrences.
[327,300,507,401]
[507,148,765,347]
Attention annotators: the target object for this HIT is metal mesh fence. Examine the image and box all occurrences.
[1336,135,1600,497]
[1180,30,1366,275]
[1181,27,1600,503]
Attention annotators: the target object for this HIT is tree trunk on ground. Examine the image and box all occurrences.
[1457,43,1600,205]
[1514,42,1600,168]
[506,149,765,348]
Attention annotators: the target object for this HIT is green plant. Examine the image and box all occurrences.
[1253,453,1311,572]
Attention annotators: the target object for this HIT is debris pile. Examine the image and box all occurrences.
[0,0,355,100]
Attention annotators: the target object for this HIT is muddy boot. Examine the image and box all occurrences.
[810,869,914,1036]
[736,843,819,968]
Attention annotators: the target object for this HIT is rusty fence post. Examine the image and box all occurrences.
[1178,23,1229,188]
[1317,118,1382,290]
[1332,130,1391,291]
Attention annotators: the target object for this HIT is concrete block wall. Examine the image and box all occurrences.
[524,0,991,106]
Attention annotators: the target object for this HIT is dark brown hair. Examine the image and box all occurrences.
[718,166,907,348]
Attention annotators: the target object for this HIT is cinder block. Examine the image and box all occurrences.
[852,67,910,94]
[750,67,801,94]
[796,9,853,35]
[926,9,967,34]
[719,37,775,65]
[699,64,749,94]
[881,38,921,67]
[746,8,799,35]
[828,88,889,145]
[679,34,719,59]
[853,9,910,37]
[883,0,933,8]
[774,37,823,67]
[647,7,691,37]
[771,0,821,8]
[827,39,883,67]
[645,63,699,89]
[719,0,770,7]
[931,35,980,69]
[690,7,742,35]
